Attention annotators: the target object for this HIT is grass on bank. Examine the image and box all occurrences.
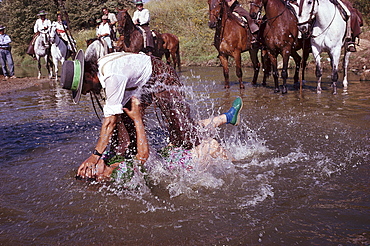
[14,0,320,69]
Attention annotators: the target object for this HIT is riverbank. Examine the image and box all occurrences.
[2,27,369,95]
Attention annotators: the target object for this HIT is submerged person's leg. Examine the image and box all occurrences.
[199,97,243,128]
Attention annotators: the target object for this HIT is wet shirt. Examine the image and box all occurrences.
[97,52,152,117]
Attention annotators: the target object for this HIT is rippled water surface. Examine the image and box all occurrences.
[1,66,369,245]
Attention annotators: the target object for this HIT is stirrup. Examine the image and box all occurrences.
[347,42,356,52]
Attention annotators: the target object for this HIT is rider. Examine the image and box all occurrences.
[27,10,51,58]
[132,0,154,54]
[53,13,76,56]
[97,15,114,53]
[102,7,118,41]
[226,0,259,43]
[336,0,363,52]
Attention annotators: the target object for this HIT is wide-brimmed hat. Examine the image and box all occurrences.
[0,25,5,30]
[37,10,48,16]
[61,49,85,104]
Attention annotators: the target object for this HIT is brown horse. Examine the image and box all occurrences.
[161,33,181,71]
[208,0,260,89]
[116,9,164,58]
[249,0,309,93]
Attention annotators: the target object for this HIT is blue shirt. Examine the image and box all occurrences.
[0,33,11,48]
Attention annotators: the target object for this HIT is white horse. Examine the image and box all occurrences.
[85,38,109,63]
[291,0,350,94]
[49,24,68,81]
[34,33,53,79]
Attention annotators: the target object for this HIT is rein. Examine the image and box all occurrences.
[90,92,104,121]
[252,0,289,25]
[298,0,337,39]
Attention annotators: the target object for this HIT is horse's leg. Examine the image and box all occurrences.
[45,55,52,79]
[342,49,351,91]
[312,45,323,93]
[330,48,342,95]
[249,48,260,86]
[234,51,244,89]
[176,46,181,72]
[301,39,311,83]
[164,49,171,65]
[219,55,230,89]
[262,49,270,87]
[170,49,177,70]
[280,50,291,94]
[268,52,279,93]
[291,50,301,89]
[37,56,42,79]
[53,57,58,81]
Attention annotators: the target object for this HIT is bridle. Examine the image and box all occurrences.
[297,0,317,26]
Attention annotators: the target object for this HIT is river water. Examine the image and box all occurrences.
[1,66,369,245]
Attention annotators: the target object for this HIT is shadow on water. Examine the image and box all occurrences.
[0,66,369,245]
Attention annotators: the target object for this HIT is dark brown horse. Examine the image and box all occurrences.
[116,9,164,58]
[249,0,310,93]
[161,33,181,71]
[208,0,260,89]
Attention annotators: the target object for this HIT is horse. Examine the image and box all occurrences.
[208,0,260,89]
[49,24,68,81]
[85,38,109,63]
[116,9,164,58]
[161,33,181,71]
[34,32,53,79]
[291,0,350,94]
[249,0,303,94]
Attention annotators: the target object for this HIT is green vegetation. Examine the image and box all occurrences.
[0,0,368,66]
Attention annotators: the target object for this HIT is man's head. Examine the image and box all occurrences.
[135,1,144,9]
[102,7,109,15]
[61,49,102,103]
[0,25,5,34]
[102,15,109,23]
[37,10,47,19]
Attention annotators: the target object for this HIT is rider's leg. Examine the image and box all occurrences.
[233,5,259,43]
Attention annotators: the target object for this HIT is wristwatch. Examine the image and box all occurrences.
[93,149,102,157]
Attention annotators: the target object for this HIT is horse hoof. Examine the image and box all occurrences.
[224,85,230,89]
[240,84,245,89]
[282,88,288,94]
[274,89,280,93]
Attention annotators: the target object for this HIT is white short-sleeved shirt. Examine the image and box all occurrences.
[132,9,150,25]
[97,52,152,117]
[34,19,51,33]
[96,23,110,36]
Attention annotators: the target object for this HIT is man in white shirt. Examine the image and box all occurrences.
[97,15,113,52]
[61,51,199,177]
[102,7,118,41]
[27,10,52,57]
[34,10,51,34]
[132,1,154,53]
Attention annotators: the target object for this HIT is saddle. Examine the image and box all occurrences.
[329,0,349,21]
[232,12,247,27]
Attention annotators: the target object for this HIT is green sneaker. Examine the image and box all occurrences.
[225,97,243,126]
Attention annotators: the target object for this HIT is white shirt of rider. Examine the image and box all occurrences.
[34,18,51,33]
[132,8,150,25]
[97,52,152,117]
